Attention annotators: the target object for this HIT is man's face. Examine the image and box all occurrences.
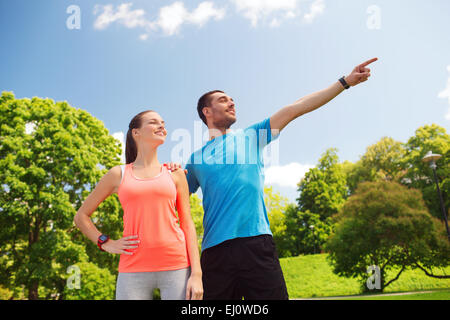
[205,92,236,129]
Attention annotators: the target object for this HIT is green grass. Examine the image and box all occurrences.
[279,253,450,299]
[342,289,450,300]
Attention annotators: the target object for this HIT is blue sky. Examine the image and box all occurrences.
[1,0,449,202]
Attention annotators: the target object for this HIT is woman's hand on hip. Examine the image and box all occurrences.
[101,235,140,255]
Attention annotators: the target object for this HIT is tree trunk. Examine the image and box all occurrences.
[28,281,39,300]
[27,211,41,300]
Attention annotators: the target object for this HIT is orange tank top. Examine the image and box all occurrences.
[117,163,190,272]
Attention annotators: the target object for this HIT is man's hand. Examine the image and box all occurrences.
[164,162,188,175]
[344,57,378,87]
[270,57,378,132]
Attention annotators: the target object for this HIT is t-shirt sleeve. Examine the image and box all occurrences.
[246,117,279,149]
[185,157,199,194]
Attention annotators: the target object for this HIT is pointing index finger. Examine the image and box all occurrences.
[360,57,378,67]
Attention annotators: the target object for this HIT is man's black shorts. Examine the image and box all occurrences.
[200,234,289,300]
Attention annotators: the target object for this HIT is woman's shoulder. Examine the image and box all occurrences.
[101,165,124,185]
[168,167,187,183]
[103,165,126,193]
[109,165,124,176]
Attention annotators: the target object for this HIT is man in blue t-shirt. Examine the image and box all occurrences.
[186,58,377,300]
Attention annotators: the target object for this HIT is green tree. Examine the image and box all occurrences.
[297,148,348,220]
[63,261,116,300]
[345,137,406,195]
[0,92,123,299]
[361,137,406,181]
[283,205,332,256]
[264,187,289,237]
[263,187,290,257]
[189,193,204,249]
[325,181,450,292]
[401,124,450,221]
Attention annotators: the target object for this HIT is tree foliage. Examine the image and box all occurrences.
[189,193,204,249]
[297,148,348,221]
[325,181,450,292]
[282,205,332,256]
[263,187,291,256]
[63,261,116,300]
[345,137,406,194]
[344,127,449,222]
[2,90,448,299]
[401,124,450,221]
[0,92,123,299]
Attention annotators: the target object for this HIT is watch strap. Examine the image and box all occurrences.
[97,234,109,251]
[339,76,350,89]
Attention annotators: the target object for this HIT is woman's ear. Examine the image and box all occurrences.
[132,128,139,138]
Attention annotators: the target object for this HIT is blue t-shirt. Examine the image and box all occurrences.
[185,118,278,250]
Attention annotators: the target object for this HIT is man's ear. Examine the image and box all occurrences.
[202,106,211,119]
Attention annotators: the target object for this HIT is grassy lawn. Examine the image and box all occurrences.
[279,253,450,299]
[342,289,450,300]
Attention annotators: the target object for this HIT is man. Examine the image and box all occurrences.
[185,58,378,300]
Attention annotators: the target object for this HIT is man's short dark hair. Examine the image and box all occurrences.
[197,90,224,126]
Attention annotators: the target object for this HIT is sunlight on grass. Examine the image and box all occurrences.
[280,254,450,299]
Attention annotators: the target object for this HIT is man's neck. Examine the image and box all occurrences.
[208,126,232,141]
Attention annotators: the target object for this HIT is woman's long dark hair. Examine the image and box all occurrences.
[125,110,154,164]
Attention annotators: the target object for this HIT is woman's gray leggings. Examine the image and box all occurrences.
[115,267,191,300]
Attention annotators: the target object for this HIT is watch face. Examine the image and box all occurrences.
[99,235,108,242]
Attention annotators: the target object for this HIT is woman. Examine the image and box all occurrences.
[74,110,203,300]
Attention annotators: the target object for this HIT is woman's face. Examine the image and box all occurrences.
[133,111,167,146]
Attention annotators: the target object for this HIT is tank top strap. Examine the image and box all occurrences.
[117,163,132,194]
[119,164,126,184]
[162,164,178,187]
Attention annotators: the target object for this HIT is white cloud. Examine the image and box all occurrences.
[437,65,450,120]
[94,2,226,38]
[151,1,226,36]
[139,33,149,41]
[231,0,298,27]
[303,0,325,23]
[264,162,314,188]
[285,10,297,19]
[93,3,149,30]
[269,18,281,28]
[188,2,226,27]
[93,1,326,38]
[151,2,188,36]
[112,131,126,164]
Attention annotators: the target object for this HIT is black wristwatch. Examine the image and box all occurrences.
[97,234,110,251]
[339,76,350,89]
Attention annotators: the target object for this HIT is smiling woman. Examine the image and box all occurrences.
[73,109,204,300]
[125,110,162,164]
